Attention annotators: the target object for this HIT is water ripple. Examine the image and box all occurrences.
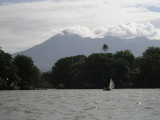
[0,89,160,120]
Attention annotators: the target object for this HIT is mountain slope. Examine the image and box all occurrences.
[13,33,160,71]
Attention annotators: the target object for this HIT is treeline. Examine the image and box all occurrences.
[48,46,160,89]
[1,46,160,89]
[0,49,51,90]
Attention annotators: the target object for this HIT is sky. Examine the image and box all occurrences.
[0,0,160,53]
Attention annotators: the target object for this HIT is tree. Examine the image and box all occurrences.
[0,50,20,89]
[85,53,114,88]
[113,50,135,87]
[143,46,160,56]
[39,71,52,88]
[114,50,134,69]
[102,44,109,53]
[51,55,87,88]
[136,47,160,88]
[112,58,131,88]
[49,46,160,89]
[13,55,40,89]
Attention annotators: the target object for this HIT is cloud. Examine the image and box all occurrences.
[40,22,160,40]
[106,22,157,39]
[1,0,160,53]
[62,26,98,38]
[59,22,158,39]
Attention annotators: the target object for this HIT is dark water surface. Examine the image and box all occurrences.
[0,89,160,120]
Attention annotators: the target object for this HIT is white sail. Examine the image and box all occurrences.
[103,78,115,91]
[109,79,114,89]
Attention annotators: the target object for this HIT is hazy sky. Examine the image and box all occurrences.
[0,0,160,53]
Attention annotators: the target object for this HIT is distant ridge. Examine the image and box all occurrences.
[13,33,160,71]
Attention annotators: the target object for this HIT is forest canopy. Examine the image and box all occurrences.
[0,46,160,89]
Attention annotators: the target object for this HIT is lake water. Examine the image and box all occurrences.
[0,89,160,120]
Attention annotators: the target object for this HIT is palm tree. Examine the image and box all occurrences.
[102,44,109,53]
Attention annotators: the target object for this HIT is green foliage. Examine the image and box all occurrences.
[51,55,87,88]
[136,47,160,88]
[143,46,160,56]
[0,50,12,80]
[1,45,160,89]
[0,50,20,89]
[13,55,40,89]
[50,52,135,88]
[113,50,135,87]
[102,44,109,53]
[50,46,160,88]
[85,53,114,88]
[114,50,134,68]
[38,72,52,88]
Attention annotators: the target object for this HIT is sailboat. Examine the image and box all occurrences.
[103,78,115,91]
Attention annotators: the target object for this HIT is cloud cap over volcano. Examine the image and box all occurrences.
[0,0,160,53]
